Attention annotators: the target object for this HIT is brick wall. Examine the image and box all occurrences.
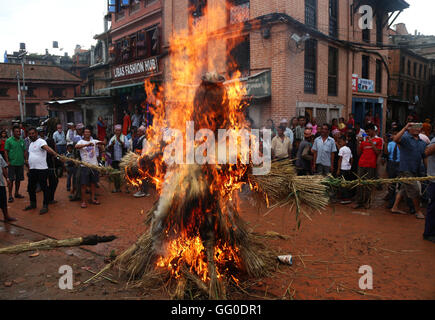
[163,0,393,130]
[0,83,77,121]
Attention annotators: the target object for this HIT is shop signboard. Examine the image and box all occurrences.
[113,56,158,80]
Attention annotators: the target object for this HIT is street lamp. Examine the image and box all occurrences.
[18,51,27,120]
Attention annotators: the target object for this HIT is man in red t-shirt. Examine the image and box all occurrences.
[352,123,383,209]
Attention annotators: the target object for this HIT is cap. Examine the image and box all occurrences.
[114,124,122,130]
[67,122,74,126]
[76,123,84,130]
[280,118,288,124]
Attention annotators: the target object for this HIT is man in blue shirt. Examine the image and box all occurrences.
[384,128,401,208]
[312,124,337,175]
[391,122,428,219]
[53,124,67,155]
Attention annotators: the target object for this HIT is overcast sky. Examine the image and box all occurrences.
[0,0,434,62]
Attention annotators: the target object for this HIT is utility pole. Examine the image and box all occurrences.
[18,51,27,120]
[16,71,24,122]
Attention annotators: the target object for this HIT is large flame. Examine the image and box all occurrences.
[128,3,254,284]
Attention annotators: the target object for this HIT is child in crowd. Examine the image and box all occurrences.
[337,136,353,205]
[338,117,347,134]
[0,154,16,222]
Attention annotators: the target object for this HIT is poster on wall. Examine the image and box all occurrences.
[358,78,374,93]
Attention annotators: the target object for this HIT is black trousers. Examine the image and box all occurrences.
[28,169,49,207]
[48,169,59,202]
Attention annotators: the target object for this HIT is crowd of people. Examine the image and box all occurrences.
[264,113,435,243]
[1,110,434,243]
[0,108,152,220]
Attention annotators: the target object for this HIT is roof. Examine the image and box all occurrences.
[0,63,82,83]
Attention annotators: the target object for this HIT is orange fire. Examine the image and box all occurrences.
[126,4,256,283]
[156,236,241,283]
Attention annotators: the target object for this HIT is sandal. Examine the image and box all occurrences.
[81,202,88,209]
[91,200,101,205]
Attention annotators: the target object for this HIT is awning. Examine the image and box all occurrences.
[95,82,144,94]
[46,99,76,105]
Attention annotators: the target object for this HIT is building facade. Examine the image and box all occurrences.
[162,0,408,133]
[0,63,82,126]
[104,0,163,126]
[388,25,435,124]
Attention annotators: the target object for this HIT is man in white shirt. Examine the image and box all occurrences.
[75,127,105,209]
[24,127,59,215]
[271,126,292,160]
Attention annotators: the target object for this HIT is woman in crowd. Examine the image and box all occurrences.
[0,130,8,160]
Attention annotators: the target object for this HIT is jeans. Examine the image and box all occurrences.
[424,182,435,237]
[66,166,76,190]
[316,164,331,176]
[56,144,67,155]
[28,169,49,207]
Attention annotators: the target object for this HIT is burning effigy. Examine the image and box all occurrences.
[98,7,329,300]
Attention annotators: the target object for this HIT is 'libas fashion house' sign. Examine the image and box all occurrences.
[113,57,158,80]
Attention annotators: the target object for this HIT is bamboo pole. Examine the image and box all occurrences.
[0,235,116,255]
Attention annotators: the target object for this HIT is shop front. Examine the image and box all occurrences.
[352,74,385,133]
[98,55,161,128]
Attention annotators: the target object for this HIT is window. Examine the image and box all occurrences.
[407,60,411,75]
[137,31,147,58]
[115,0,126,20]
[406,83,410,100]
[147,27,160,57]
[130,0,141,13]
[121,38,130,62]
[27,87,36,97]
[398,80,403,98]
[51,88,64,98]
[362,29,370,43]
[424,65,427,79]
[228,0,250,24]
[400,56,405,73]
[108,0,116,13]
[26,104,36,117]
[67,112,75,124]
[304,39,317,94]
[305,0,317,29]
[375,59,382,93]
[228,35,250,78]
[413,62,417,77]
[376,14,383,45]
[146,0,157,6]
[412,84,415,100]
[329,0,338,37]
[0,88,8,96]
[129,35,137,60]
[362,55,370,79]
[328,47,338,96]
